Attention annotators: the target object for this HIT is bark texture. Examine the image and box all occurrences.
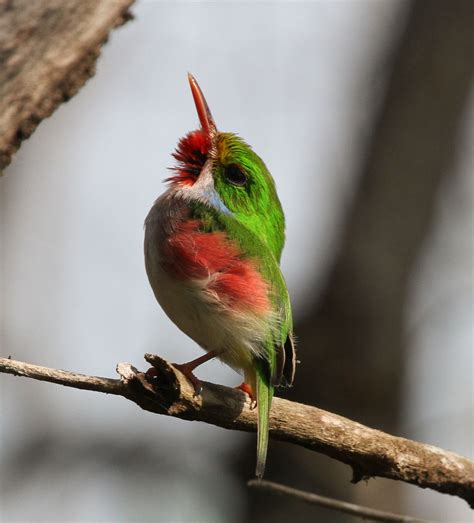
[0,0,135,171]
[1,355,473,507]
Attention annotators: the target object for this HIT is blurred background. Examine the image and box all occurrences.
[1,1,472,522]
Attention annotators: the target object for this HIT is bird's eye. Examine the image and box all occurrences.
[225,164,248,186]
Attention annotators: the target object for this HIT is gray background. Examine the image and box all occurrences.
[1,1,472,522]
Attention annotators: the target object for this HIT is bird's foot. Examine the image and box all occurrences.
[170,351,217,396]
[236,382,257,409]
[172,362,204,396]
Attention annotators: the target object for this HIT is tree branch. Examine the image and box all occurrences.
[0,0,135,171]
[247,480,430,523]
[1,355,473,506]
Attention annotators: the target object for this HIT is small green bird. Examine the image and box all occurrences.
[144,74,295,477]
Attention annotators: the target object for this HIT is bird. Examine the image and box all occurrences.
[144,73,295,478]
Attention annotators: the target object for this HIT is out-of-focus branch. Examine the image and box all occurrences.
[1,355,473,507]
[247,480,430,523]
[253,0,473,518]
[296,0,474,428]
[0,0,135,171]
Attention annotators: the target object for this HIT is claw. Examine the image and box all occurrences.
[172,362,204,396]
[236,382,257,409]
[166,351,216,396]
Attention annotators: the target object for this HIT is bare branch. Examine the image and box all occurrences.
[1,355,473,507]
[247,480,431,523]
[0,357,125,395]
[0,0,135,171]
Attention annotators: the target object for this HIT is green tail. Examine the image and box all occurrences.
[255,363,274,478]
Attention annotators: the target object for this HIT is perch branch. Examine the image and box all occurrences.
[0,0,135,171]
[247,480,430,523]
[1,355,473,507]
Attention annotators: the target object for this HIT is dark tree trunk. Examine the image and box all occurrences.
[239,0,474,520]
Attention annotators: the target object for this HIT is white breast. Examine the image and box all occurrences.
[144,193,271,375]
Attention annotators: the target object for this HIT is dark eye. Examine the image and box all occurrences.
[225,164,248,186]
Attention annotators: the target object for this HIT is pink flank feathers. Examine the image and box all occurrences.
[162,220,270,314]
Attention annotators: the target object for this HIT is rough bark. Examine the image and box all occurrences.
[0,0,135,171]
[1,355,473,507]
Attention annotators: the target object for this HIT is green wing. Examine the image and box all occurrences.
[191,201,295,478]
[191,201,296,386]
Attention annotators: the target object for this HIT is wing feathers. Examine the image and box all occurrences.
[282,333,296,386]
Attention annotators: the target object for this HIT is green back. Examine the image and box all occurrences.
[189,132,293,349]
[214,133,286,263]
[188,132,294,478]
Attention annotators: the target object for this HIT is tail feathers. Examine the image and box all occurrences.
[255,366,273,478]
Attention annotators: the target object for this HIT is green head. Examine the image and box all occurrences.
[169,74,286,261]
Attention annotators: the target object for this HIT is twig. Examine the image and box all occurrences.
[1,355,473,507]
[247,480,431,523]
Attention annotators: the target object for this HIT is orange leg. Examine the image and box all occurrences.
[236,382,257,409]
[172,351,217,396]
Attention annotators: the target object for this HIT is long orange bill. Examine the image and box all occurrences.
[187,73,217,137]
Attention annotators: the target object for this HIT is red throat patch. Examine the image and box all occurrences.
[162,220,271,314]
[167,130,210,186]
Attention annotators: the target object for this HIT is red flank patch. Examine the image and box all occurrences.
[163,220,270,314]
